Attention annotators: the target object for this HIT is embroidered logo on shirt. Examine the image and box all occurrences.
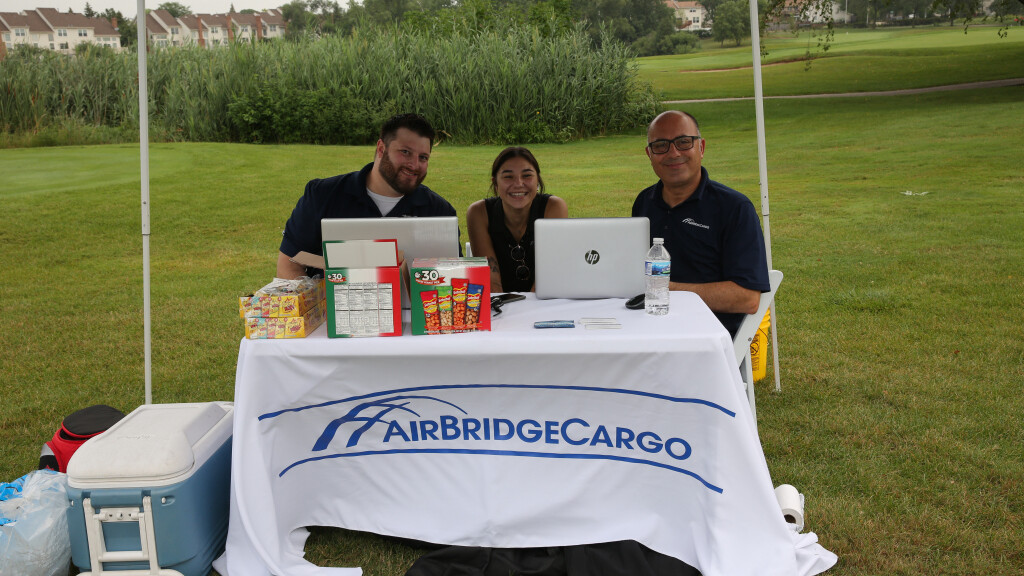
[681,218,710,230]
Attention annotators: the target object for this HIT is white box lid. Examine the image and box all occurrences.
[68,402,233,488]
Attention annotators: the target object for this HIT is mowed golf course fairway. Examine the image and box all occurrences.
[1,26,1022,576]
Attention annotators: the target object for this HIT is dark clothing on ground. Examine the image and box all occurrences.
[484,193,551,292]
[405,540,701,576]
[280,162,456,277]
[632,167,770,337]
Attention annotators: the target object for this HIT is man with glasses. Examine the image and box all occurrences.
[276,113,457,279]
[632,110,769,337]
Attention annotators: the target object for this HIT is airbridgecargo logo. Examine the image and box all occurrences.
[261,384,734,493]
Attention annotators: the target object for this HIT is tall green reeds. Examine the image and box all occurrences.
[0,25,657,145]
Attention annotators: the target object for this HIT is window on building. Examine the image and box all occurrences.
[57,29,67,37]
[60,42,69,49]
[17,28,28,37]
[78,29,88,37]
[157,34,166,39]
[48,33,54,41]
[172,27,179,34]
[50,42,55,49]
[270,25,277,31]
[693,17,700,23]
[211,27,219,33]
[2,33,9,42]
[242,25,249,32]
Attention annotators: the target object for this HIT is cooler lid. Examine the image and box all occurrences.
[67,402,230,485]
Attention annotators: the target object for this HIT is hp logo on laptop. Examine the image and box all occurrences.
[584,250,600,265]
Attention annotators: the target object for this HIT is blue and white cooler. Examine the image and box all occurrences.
[65,402,233,576]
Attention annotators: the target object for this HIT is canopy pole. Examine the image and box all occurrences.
[748,0,782,392]
[137,0,152,404]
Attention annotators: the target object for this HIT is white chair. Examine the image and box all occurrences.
[733,270,783,422]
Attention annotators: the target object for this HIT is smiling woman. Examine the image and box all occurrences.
[466,147,568,292]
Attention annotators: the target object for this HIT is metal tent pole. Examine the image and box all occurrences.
[748,0,782,392]
[137,0,152,404]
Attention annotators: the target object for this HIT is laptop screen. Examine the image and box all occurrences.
[534,217,650,300]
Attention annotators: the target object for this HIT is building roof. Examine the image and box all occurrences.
[150,9,180,29]
[177,14,206,32]
[260,9,285,26]
[36,7,94,29]
[230,13,262,28]
[196,14,230,28]
[91,17,118,37]
[146,12,169,34]
[0,18,8,33]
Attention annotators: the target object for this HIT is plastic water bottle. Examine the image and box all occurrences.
[645,238,671,316]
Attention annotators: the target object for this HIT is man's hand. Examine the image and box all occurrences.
[670,280,760,315]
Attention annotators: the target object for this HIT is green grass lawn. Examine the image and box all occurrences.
[640,26,1024,100]
[2,84,1022,575]
[3,24,1024,576]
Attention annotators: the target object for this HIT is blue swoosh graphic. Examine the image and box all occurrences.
[278,448,723,493]
[260,383,735,420]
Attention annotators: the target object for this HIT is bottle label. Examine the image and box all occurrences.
[646,261,671,276]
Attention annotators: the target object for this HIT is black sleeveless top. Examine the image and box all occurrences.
[484,194,551,292]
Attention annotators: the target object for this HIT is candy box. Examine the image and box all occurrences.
[323,239,402,338]
[409,258,491,335]
[244,301,326,339]
[239,277,324,318]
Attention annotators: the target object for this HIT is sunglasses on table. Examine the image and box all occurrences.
[510,243,530,281]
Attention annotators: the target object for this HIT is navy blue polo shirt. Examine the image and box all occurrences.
[632,167,769,336]
[280,163,457,274]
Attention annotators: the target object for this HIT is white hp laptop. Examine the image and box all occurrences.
[321,216,460,307]
[534,217,650,299]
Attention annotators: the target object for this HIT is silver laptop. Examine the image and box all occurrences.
[321,216,460,307]
[534,217,650,300]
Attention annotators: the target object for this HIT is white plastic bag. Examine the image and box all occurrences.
[0,470,71,576]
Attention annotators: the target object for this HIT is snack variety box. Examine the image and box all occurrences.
[245,301,326,339]
[410,258,491,335]
[324,239,402,338]
[239,277,325,318]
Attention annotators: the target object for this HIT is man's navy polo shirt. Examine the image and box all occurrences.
[632,167,769,337]
[280,162,457,270]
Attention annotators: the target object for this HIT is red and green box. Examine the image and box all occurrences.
[323,239,402,338]
[409,258,491,335]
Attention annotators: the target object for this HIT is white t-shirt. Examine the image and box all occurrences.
[367,188,402,216]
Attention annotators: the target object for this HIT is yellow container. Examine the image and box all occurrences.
[750,309,771,381]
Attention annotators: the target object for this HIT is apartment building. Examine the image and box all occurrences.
[0,7,286,55]
[0,7,120,54]
[146,9,286,48]
[664,1,711,32]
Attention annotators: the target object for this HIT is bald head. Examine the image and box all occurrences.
[648,110,701,140]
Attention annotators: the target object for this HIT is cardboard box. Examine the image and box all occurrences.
[244,301,326,339]
[239,277,325,318]
[324,239,402,338]
[409,258,491,335]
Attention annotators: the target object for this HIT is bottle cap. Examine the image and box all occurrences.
[653,238,664,243]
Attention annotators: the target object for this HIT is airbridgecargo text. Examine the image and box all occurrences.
[383,416,692,460]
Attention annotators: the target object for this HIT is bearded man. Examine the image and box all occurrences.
[276,113,457,278]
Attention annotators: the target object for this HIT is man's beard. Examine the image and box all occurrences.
[379,151,425,196]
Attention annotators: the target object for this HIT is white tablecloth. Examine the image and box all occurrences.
[216,293,825,576]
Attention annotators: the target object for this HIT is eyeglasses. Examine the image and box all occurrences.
[647,135,701,155]
[510,243,530,281]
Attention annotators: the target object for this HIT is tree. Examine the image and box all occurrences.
[157,2,192,18]
[713,0,749,46]
[84,2,96,18]
[101,7,136,48]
